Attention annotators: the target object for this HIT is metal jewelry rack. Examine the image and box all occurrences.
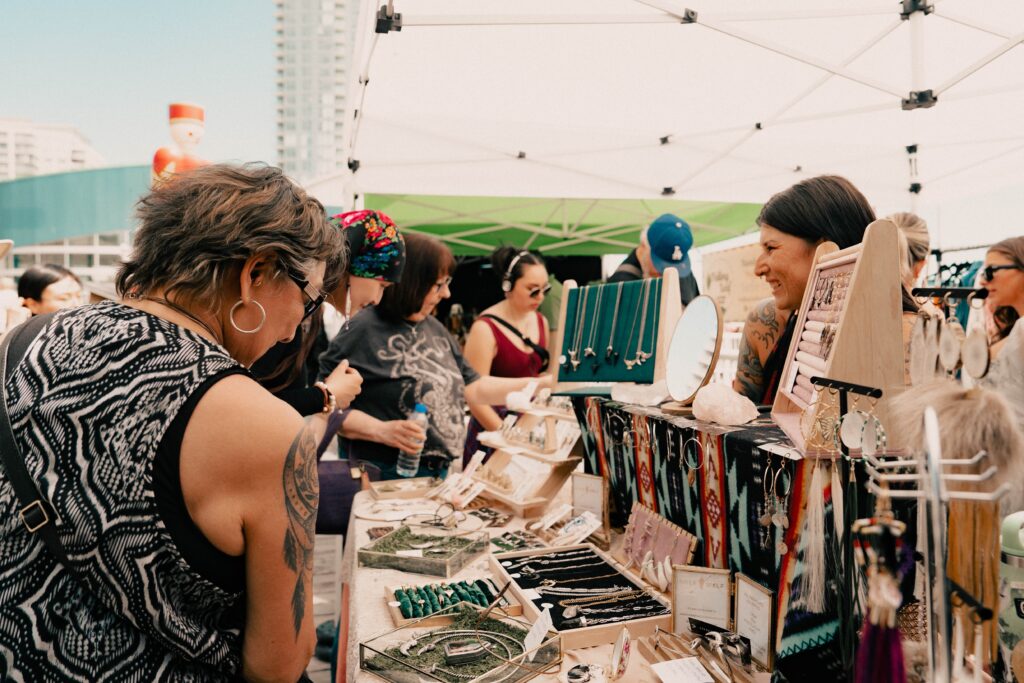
[862,407,1008,683]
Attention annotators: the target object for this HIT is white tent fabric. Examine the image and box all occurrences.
[323,0,1024,247]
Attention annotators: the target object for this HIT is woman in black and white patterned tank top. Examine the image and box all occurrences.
[0,164,343,682]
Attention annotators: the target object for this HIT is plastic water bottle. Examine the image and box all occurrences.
[396,403,429,477]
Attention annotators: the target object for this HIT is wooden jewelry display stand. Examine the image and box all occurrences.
[552,270,682,392]
[472,407,583,519]
[771,219,905,456]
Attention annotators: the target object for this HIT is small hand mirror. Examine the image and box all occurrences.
[666,296,723,403]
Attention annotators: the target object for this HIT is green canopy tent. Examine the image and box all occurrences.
[0,167,761,255]
[333,194,760,257]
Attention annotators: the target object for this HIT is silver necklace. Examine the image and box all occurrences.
[606,283,624,364]
[520,559,606,576]
[622,281,646,370]
[634,278,659,366]
[501,549,594,571]
[632,279,654,367]
[574,602,666,617]
[563,607,670,629]
[537,584,634,596]
[567,286,589,371]
[583,284,604,358]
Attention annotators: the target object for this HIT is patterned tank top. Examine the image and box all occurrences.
[0,301,245,681]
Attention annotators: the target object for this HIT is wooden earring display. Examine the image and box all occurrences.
[771,219,905,456]
[552,270,682,392]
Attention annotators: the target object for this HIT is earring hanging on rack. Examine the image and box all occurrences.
[939,293,966,374]
[961,293,991,380]
[683,436,704,488]
[772,463,791,533]
[759,460,776,529]
[860,398,888,457]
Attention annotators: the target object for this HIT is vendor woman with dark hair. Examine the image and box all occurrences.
[733,175,917,404]
[319,233,552,480]
[462,246,551,463]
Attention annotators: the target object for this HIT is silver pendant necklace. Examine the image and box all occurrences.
[605,283,624,364]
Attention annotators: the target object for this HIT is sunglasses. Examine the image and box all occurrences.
[981,264,1021,283]
[287,270,328,320]
[528,284,553,299]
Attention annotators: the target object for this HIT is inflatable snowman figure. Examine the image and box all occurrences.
[152,102,209,184]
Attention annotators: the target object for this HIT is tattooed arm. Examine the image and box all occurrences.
[733,298,787,402]
[180,375,326,682]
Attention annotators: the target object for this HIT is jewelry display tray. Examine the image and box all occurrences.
[358,526,490,578]
[385,580,524,628]
[471,451,582,519]
[489,543,672,650]
[360,603,562,683]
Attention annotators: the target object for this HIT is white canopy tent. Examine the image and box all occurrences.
[311,0,1024,250]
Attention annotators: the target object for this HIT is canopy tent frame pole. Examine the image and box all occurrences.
[908,4,927,212]
[933,30,1024,97]
[634,0,905,98]
[933,9,1016,40]
[666,18,902,192]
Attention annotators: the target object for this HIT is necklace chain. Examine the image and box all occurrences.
[606,283,624,363]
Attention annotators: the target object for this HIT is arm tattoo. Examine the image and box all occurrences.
[748,299,781,351]
[734,332,765,402]
[282,418,320,638]
[733,299,778,402]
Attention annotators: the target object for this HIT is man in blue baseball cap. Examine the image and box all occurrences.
[607,213,700,305]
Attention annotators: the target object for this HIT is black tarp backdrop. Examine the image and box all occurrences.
[435,255,603,346]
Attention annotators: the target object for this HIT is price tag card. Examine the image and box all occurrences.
[733,572,776,671]
[523,606,553,662]
[671,566,731,633]
[651,657,714,683]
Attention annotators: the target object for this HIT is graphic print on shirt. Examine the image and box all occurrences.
[379,328,467,460]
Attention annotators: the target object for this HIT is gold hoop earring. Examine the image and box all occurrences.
[229,299,266,334]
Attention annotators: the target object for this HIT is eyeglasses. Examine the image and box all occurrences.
[287,270,328,320]
[981,264,1021,283]
[433,276,453,293]
[528,284,553,299]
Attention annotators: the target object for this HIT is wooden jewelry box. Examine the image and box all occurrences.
[771,219,905,456]
[384,578,524,627]
[489,543,672,650]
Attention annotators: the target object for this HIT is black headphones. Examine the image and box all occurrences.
[501,251,530,293]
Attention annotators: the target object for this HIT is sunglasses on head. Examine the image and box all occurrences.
[286,270,328,320]
[981,264,1021,283]
[528,284,553,299]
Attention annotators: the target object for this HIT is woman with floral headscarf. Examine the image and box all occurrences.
[252,210,406,417]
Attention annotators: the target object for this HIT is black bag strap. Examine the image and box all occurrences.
[0,313,69,566]
[479,314,550,372]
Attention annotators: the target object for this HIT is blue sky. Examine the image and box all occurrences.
[0,1,276,166]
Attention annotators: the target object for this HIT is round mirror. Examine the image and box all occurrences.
[666,296,723,403]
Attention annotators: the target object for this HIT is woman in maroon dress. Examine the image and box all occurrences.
[462,247,552,464]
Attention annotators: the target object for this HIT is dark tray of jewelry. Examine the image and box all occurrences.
[360,603,562,683]
[358,524,489,578]
[385,578,523,627]
[491,543,671,650]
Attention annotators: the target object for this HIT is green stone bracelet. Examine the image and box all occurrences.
[394,589,413,619]
[423,585,441,613]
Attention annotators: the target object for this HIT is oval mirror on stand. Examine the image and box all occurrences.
[665,296,723,405]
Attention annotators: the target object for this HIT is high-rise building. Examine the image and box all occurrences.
[0,118,105,181]
[275,0,354,184]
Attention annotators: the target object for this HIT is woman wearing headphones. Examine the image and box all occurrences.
[462,247,552,465]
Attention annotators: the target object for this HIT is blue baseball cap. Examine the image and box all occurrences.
[645,214,693,277]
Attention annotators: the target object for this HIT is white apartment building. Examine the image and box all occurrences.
[0,118,105,181]
[0,119,124,282]
[275,0,356,184]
